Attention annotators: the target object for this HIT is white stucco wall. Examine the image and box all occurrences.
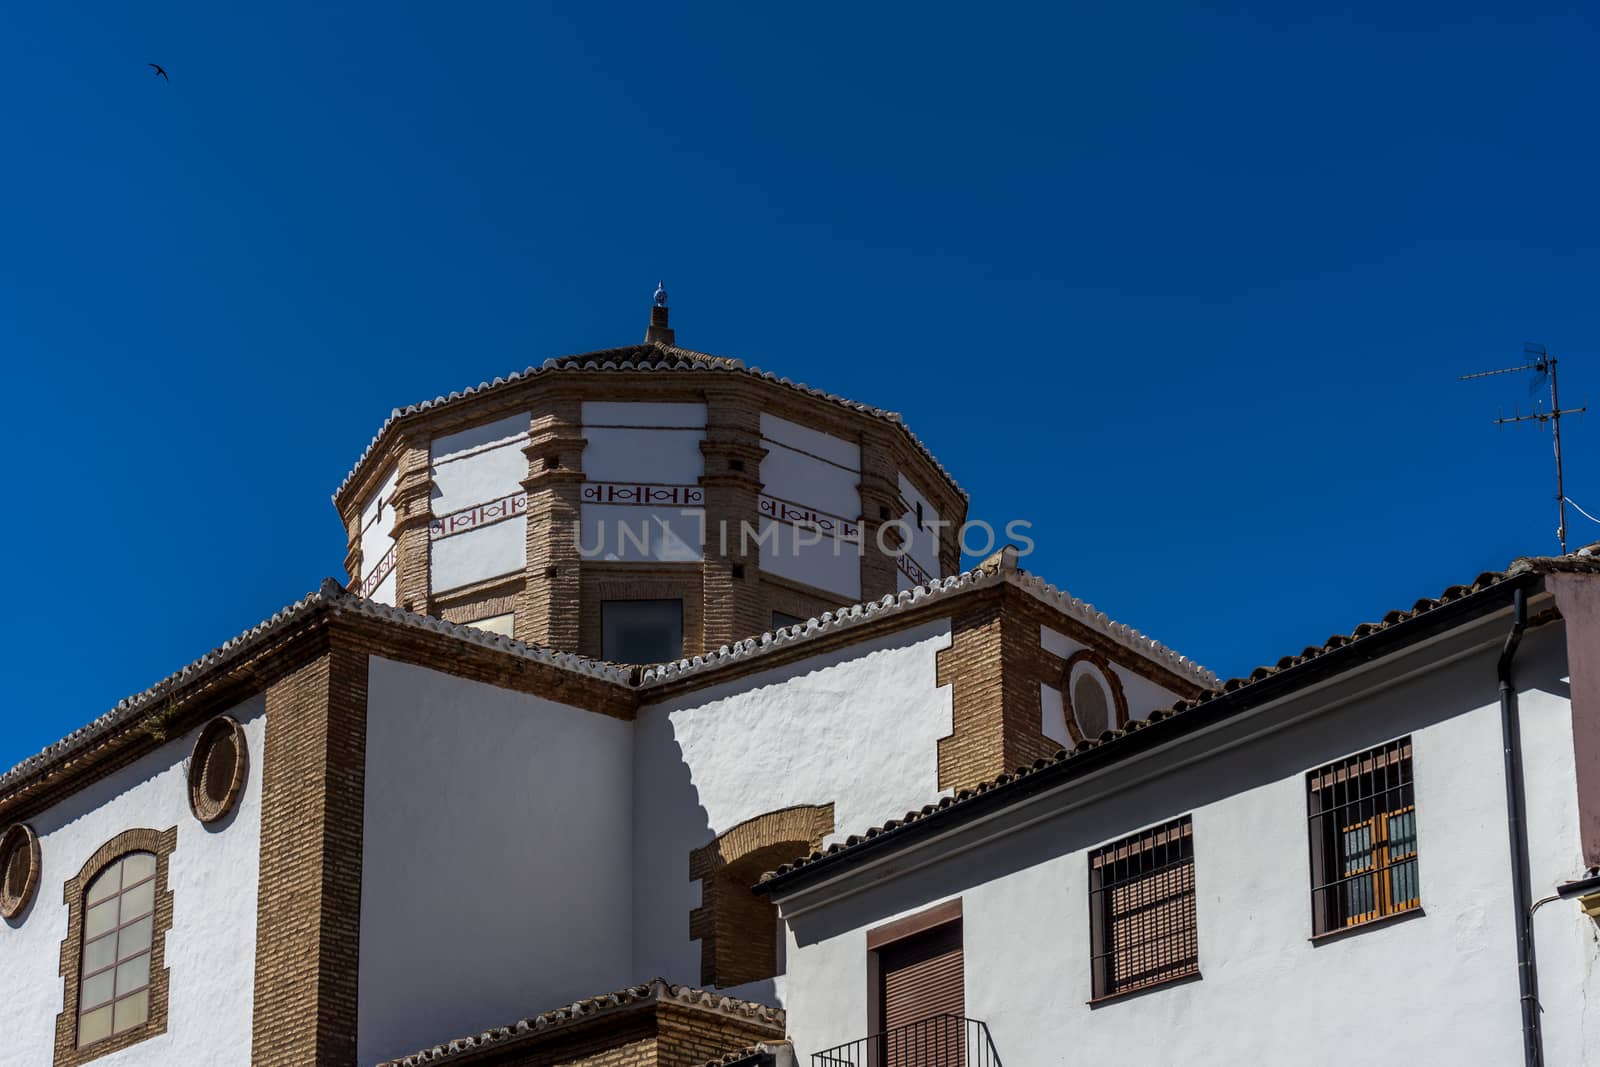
[896,473,941,592]
[580,402,706,562]
[631,619,954,995]
[778,623,1599,1066]
[758,415,863,599]
[428,414,529,594]
[359,467,400,604]
[0,697,266,1067]
[358,657,635,1067]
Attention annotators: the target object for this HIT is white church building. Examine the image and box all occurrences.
[1,297,1598,1067]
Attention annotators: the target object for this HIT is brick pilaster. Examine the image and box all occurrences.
[701,386,767,647]
[858,428,904,599]
[342,510,363,589]
[390,440,434,614]
[518,393,586,648]
[251,636,368,1067]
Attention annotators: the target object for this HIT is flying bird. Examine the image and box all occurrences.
[149,63,168,81]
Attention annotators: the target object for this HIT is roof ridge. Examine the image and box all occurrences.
[376,977,784,1067]
[0,582,633,796]
[331,344,960,505]
[637,557,1216,689]
[758,558,1535,890]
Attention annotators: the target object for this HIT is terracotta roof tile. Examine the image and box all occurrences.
[333,339,965,506]
[758,548,1598,889]
[375,978,784,1067]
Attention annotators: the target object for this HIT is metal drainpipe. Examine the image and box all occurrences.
[1498,587,1542,1067]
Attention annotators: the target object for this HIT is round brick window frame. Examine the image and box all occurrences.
[0,822,41,920]
[1061,650,1130,743]
[187,716,248,824]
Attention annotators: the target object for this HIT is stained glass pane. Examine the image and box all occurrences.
[84,898,118,940]
[78,1005,112,1046]
[120,879,155,921]
[119,915,153,958]
[122,853,155,884]
[86,863,121,906]
[83,934,117,974]
[115,953,150,995]
[81,969,114,1011]
[112,989,149,1034]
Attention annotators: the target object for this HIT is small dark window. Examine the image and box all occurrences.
[601,599,684,663]
[772,611,806,630]
[729,458,745,472]
[1307,738,1418,935]
[1089,816,1198,1000]
[731,563,746,580]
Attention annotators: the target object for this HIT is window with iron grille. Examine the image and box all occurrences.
[1306,737,1419,936]
[1088,815,1198,999]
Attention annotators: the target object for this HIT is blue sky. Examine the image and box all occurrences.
[2,2,1596,771]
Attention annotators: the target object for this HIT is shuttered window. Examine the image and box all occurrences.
[878,919,964,1065]
[1088,816,1199,1000]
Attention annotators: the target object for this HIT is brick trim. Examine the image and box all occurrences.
[866,897,963,951]
[0,822,41,919]
[690,804,834,987]
[1061,649,1130,740]
[54,826,178,1067]
[250,639,368,1066]
[187,716,249,824]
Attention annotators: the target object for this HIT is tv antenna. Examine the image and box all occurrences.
[1459,343,1587,553]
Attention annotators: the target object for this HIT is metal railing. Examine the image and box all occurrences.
[812,1014,1002,1067]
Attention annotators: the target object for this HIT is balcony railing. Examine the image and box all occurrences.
[812,1014,1002,1067]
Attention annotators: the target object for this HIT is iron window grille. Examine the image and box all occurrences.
[1088,815,1198,999]
[1306,737,1419,936]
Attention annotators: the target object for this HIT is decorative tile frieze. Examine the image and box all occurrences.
[757,494,860,538]
[897,553,935,586]
[428,493,528,540]
[582,482,706,507]
[358,544,397,598]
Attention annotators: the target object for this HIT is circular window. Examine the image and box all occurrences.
[1072,671,1112,739]
[0,823,41,919]
[188,716,248,824]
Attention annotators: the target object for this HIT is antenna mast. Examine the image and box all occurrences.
[1459,343,1586,554]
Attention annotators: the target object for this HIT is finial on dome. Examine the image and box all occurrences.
[645,281,675,346]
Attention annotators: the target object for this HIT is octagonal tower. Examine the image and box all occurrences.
[333,297,967,662]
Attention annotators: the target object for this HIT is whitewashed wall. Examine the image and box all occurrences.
[358,657,634,1066]
[429,414,529,593]
[778,623,1599,1067]
[895,474,941,592]
[1040,624,1186,745]
[580,402,705,562]
[0,697,266,1067]
[359,467,399,605]
[758,415,862,600]
[631,619,954,998]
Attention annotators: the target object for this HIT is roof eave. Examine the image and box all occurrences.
[756,568,1543,898]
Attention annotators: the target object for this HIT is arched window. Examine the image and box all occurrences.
[77,853,156,1046]
[56,827,175,1063]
